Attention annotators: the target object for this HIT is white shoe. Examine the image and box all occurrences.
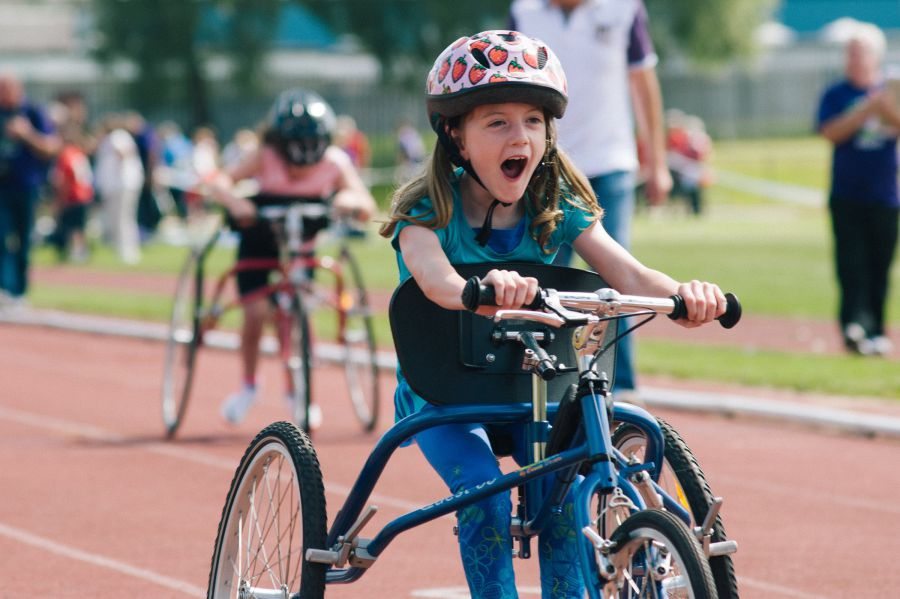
[870,335,894,356]
[221,385,257,424]
[844,323,875,355]
[284,395,322,430]
[308,403,323,430]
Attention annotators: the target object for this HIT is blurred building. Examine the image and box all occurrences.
[0,0,393,141]
[659,1,900,139]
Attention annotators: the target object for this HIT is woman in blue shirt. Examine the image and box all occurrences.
[817,22,900,356]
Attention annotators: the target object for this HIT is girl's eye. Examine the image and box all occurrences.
[488,120,506,128]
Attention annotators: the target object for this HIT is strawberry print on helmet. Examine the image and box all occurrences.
[426,30,568,126]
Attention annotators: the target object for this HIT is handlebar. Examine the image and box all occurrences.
[461,276,742,329]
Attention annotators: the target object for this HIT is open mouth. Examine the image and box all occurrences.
[501,157,527,179]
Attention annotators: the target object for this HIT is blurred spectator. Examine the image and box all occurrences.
[221,127,259,170]
[333,115,371,170]
[510,0,671,396]
[94,114,145,264]
[663,110,713,215]
[155,120,194,219]
[49,121,94,262]
[54,90,96,154]
[816,22,899,356]
[0,71,61,304]
[394,118,426,183]
[124,111,161,238]
[186,126,221,212]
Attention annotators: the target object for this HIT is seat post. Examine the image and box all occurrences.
[530,363,547,462]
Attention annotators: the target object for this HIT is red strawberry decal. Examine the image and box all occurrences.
[488,45,509,66]
[438,57,451,82]
[489,73,507,83]
[508,59,525,74]
[470,38,490,53]
[469,64,487,84]
[523,49,538,69]
[451,56,467,82]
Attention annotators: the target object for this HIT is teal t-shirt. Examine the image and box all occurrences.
[390,175,597,420]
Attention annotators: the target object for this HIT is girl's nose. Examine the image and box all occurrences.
[509,121,529,145]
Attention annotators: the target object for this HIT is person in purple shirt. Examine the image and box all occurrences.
[0,72,60,303]
[816,22,900,356]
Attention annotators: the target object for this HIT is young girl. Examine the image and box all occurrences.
[211,89,376,427]
[379,30,727,597]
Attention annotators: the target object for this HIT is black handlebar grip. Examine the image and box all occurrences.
[668,292,742,329]
[461,276,487,311]
[461,276,544,312]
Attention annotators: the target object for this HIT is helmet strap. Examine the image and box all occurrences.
[475,198,513,247]
[434,115,517,247]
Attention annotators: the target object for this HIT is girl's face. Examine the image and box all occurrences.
[454,102,547,203]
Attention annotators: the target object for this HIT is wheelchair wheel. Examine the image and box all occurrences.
[337,247,379,432]
[613,418,739,599]
[278,291,313,435]
[207,421,327,599]
[161,249,201,438]
[605,509,717,598]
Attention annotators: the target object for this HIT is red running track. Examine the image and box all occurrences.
[1,324,898,597]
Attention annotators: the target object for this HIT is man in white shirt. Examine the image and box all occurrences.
[510,0,671,394]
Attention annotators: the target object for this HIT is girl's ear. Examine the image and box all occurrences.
[447,122,468,161]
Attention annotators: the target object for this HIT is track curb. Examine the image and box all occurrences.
[3,307,899,438]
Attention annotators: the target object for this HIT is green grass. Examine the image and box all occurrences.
[25,134,900,400]
[712,136,831,190]
[639,341,900,399]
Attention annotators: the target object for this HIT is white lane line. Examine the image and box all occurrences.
[412,586,540,597]
[738,576,825,598]
[0,521,204,596]
[0,405,429,514]
[717,474,900,516]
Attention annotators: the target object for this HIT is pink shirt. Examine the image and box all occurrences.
[255,145,348,199]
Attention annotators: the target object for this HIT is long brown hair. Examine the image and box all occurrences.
[379,114,602,253]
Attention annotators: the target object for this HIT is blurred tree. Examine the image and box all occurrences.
[89,0,773,122]
[646,0,777,63]
[91,0,279,127]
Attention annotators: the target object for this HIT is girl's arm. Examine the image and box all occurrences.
[572,220,726,327]
[398,225,537,314]
[333,149,377,222]
[206,149,261,223]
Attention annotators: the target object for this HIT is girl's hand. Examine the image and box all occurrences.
[227,195,257,227]
[673,280,727,328]
[481,269,539,310]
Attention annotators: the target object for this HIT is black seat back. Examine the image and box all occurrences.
[389,263,617,406]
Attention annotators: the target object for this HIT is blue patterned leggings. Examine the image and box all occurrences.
[416,422,584,598]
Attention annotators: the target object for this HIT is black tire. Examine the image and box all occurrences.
[337,247,379,432]
[161,249,201,438]
[606,509,718,598]
[207,421,327,599]
[613,418,739,599]
[279,291,313,435]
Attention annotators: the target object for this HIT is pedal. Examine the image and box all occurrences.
[305,505,378,568]
[708,540,739,556]
[693,497,738,556]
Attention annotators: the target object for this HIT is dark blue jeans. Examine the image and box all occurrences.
[0,186,39,297]
[553,170,637,391]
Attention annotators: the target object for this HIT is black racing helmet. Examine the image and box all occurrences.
[265,89,336,166]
